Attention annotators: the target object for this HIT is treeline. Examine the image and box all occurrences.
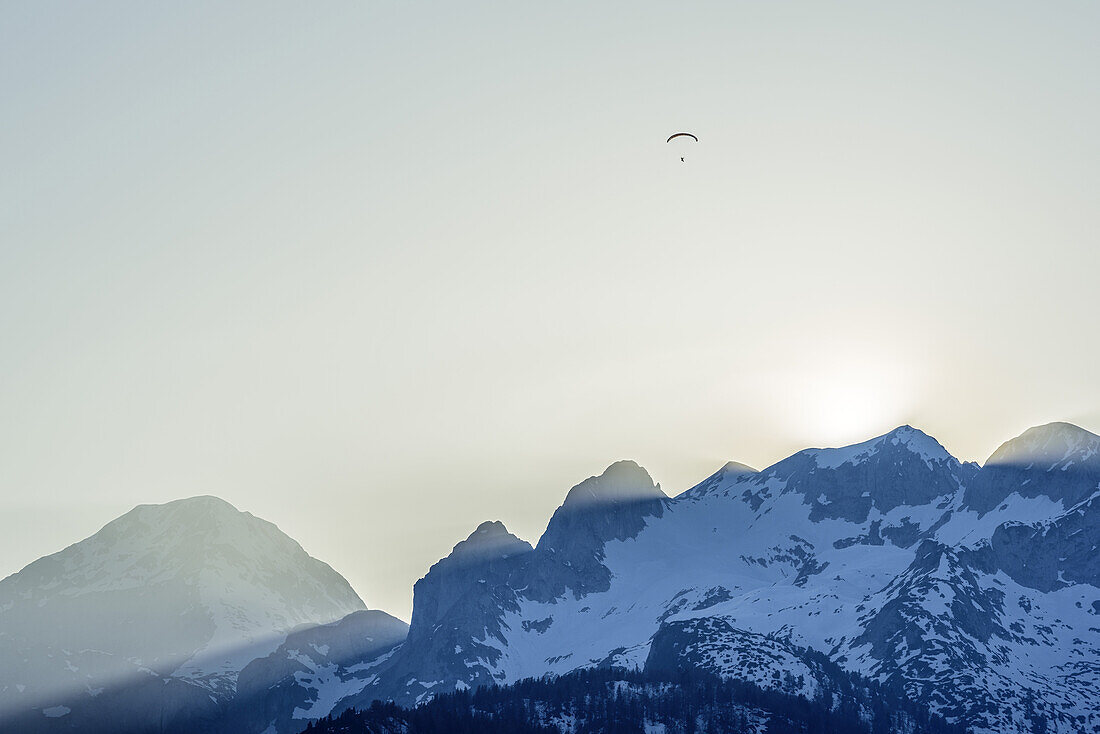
[302,666,965,734]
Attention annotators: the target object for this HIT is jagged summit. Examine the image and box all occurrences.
[558,460,667,510]
[746,425,971,523]
[985,421,1100,469]
[444,520,533,565]
[801,424,956,470]
[471,519,511,537]
[529,461,669,598]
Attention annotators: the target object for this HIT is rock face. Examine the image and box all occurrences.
[531,459,667,601]
[336,521,534,710]
[327,423,1100,734]
[0,496,370,733]
[336,461,669,712]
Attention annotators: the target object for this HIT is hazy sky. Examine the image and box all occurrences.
[2,1,1098,620]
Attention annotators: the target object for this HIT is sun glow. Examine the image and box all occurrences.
[762,348,922,450]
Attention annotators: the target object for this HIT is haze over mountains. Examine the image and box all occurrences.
[0,497,383,732]
[1,422,1098,734]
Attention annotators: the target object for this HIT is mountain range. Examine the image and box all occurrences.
[1,421,1098,734]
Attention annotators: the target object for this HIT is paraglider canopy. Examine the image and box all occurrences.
[667,132,698,162]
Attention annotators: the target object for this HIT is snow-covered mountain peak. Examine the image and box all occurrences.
[740,425,971,526]
[985,421,1099,470]
[805,425,955,470]
[678,460,758,500]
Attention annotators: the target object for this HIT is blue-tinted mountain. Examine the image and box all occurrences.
[303,423,1100,734]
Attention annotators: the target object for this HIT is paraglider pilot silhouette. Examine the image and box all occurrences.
[667,132,698,162]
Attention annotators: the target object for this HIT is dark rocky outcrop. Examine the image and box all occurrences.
[225,610,408,734]
[763,426,975,525]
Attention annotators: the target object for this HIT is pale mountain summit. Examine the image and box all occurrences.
[963,421,1100,514]
[985,421,1100,469]
[0,495,370,732]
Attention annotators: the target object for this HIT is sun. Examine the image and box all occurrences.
[769,349,921,449]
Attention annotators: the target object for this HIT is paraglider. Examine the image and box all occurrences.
[666,132,698,162]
